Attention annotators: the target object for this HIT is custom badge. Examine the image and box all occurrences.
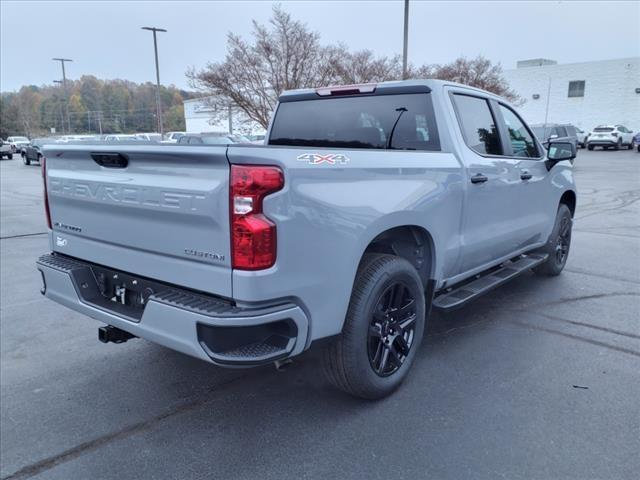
[297,153,350,165]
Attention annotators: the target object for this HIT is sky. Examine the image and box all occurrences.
[1,0,639,92]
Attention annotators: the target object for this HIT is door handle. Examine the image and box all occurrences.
[520,172,532,181]
[470,173,488,184]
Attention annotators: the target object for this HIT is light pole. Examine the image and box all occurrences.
[52,58,72,133]
[402,0,409,80]
[53,79,64,133]
[141,26,166,135]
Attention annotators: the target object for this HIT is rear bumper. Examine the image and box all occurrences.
[37,253,309,366]
[587,139,616,146]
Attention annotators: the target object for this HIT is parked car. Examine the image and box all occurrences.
[6,136,30,153]
[587,125,635,150]
[576,127,588,148]
[104,134,141,142]
[55,135,102,143]
[162,131,186,143]
[134,133,163,142]
[177,133,250,145]
[634,132,640,152]
[0,139,13,159]
[21,138,49,165]
[38,79,576,399]
[530,124,579,150]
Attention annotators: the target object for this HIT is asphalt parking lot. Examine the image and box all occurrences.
[1,148,639,480]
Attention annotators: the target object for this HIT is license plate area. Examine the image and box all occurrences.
[70,264,170,322]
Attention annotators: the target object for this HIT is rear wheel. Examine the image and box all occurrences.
[323,254,426,399]
[7,153,12,160]
[614,139,622,150]
[37,153,42,164]
[587,144,594,151]
[533,204,572,276]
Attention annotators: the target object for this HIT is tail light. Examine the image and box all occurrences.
[230,165,283,270]
[42,156,52,229]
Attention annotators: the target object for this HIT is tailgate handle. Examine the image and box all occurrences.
[91,152,129,168]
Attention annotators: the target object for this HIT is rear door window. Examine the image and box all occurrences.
[269,93,440,151]
[451,94,502,155]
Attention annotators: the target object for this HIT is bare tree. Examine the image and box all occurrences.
[188,8,519,130]
[331,48,403,84]
[188,6,407,129]
[417,56,519,102]
[188,6,339,129]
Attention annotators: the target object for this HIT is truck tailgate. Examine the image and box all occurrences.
[44,145,232,297]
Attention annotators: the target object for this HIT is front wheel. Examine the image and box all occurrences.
[533,204,573,276]
[323,254,426,399]
[22,154,30,166]
[587,144,594,151]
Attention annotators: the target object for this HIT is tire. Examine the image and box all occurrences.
[533,204,573,277]
[614,139,622,150]
[37,154,42,164]
[587,144,594,151]
[7,153,12,160]
[22,154,30,166]
[322,254,426,399]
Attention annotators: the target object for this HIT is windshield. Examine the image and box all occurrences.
[13,137,29,142]
[269,93,440,151]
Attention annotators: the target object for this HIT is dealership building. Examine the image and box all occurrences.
[503,57,640,132]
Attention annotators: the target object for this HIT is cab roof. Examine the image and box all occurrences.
[278,79,501,103]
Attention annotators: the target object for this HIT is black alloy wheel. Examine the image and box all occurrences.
[367,281,417,377]
[555,214,571,267]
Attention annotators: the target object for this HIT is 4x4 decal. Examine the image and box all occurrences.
[297,153,350,165]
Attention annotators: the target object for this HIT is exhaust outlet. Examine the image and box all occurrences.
[98,325,136,344]
[274,359,293,372]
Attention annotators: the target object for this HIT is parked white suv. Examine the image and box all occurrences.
[6,136,30,153]
[587,125,635,150]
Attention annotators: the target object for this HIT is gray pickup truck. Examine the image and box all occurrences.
[37,80,577,399]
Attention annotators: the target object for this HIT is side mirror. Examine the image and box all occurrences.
[545,141,576,170]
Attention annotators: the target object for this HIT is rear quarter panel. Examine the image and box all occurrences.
[228,145,464,342]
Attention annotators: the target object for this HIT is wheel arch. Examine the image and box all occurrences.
[361,225,436,289]
[560,189,576,217]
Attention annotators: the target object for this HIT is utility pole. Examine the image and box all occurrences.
[52,58,72,133]
[141,26,166,135]
[544,77,552,124]
[53,79,64,134]
[402,0,409,80]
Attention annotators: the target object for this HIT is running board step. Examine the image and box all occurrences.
[432,254,548,311]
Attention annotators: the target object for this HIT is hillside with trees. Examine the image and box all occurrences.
[0,76,192,138]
